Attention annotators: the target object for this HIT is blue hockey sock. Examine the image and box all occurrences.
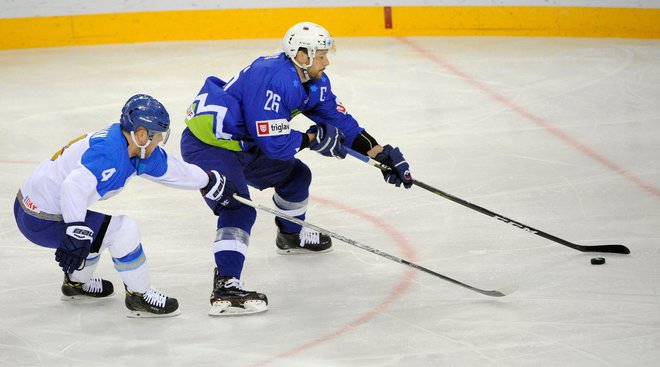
[214,250,245,279]
[276,216,304,234]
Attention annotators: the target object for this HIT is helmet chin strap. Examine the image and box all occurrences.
[130,131,152,159]
[291,58,311,82]
[301,68,311,82]
[292,49,317,82]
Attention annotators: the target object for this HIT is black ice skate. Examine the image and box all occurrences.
[124,285,180,318]
[209,268,268,316]
[61,272,114,300]
[276,224,332,254]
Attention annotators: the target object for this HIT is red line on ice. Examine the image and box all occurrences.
[397,37,660,200]
[247,195,417,367]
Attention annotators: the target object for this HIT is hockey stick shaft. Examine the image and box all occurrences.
[346,148,630,255]
[233,194,516,297]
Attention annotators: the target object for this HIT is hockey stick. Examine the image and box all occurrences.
[234,195,516,297]
[346,147,630,255]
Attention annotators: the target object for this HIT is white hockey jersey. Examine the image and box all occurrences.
[19,123,207,223]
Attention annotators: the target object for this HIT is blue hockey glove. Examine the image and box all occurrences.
[307,123,347,159]
[55,223,93,273]
[374,145,413,189]
[202,170,240,210]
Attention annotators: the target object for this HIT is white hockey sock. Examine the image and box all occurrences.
[118,265,151,294]
[103,215,151,293]
[68,252,102,283]
[111,244,151,293]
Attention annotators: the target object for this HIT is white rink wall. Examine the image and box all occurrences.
[2,0,660,18]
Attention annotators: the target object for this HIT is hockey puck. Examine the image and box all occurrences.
[590,257,606,265]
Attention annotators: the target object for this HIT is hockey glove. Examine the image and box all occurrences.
[374,145,413,189]
[202,170,240,210]
[55,223,93,273]
[307,123,347,159]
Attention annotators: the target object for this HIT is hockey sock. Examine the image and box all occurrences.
[213,246,246,280]
[212,226,249,279]
[273,194,307,234]
[112,244,150,293]
[68,252,102,283]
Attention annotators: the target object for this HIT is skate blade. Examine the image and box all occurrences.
[60,292,114,302]
[126,309,181,318]
[209,300,268,316]
[276,247,333,255]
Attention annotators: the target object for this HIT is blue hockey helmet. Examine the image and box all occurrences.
[120,94,170,144]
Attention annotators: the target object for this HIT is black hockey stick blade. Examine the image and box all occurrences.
[574,244,630,254]
[345,148,631,255]
[411,178,632,254]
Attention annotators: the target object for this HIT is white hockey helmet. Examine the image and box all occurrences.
[282,22,334,69]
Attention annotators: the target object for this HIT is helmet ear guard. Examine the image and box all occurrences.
[282,22,334,71]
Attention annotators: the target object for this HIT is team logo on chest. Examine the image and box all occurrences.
[335,98,349,115]
[256,119,290,137]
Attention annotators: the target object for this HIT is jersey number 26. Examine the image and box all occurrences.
[264,90,281,113]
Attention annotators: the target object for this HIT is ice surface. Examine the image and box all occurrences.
[1,36,659,367]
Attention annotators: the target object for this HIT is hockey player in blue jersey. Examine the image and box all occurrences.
[181,22,412,315]
[13,94,237,318]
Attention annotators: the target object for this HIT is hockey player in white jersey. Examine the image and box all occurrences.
[13,94,238,318]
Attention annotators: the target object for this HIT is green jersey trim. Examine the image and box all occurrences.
[185,104,243,151]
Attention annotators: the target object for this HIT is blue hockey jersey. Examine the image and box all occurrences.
[184,52,364,160]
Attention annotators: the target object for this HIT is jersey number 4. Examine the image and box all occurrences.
[101,168,116,182]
